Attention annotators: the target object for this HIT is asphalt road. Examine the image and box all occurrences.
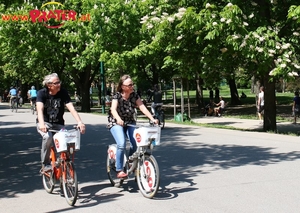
[1,104,300,213]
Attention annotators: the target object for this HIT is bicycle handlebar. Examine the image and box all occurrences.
[125,123,158,128]
[48,126,80,133]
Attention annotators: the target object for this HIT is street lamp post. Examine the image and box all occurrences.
[99,26,106,114]
[100,61,105,113]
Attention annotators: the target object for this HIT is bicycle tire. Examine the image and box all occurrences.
[14,99,18,113]
[106,145,125,187]
[136,154,160,199]
[11,100,14,112]
[158,111,165,129]
[42,170,55,193]
[62,161,78,206]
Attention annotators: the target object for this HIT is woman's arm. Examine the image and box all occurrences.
[136,98,157,123]
[110,99,124,126]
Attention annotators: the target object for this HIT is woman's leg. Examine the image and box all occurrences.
[126,125,137,157]
[110,125,126,172]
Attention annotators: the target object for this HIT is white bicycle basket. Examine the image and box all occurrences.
[53,129,81,152]
[134,126,161,146]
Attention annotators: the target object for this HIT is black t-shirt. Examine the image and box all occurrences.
[153,91,162,103]
[36,87,71,125]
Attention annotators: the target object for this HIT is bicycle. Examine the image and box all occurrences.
[150,105,165,129]
[41,127,81,206]
[10,96,18,113]
[107,124,161,199]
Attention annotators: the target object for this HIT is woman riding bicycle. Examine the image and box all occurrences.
[36,73,86,172]
[107,75,158,179]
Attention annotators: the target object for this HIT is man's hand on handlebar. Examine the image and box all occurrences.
[77,122,86,134]
[39,124,47,133]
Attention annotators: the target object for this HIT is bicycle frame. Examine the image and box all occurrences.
[47,146,75,181]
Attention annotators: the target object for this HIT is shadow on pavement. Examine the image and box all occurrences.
[1,119,300,203]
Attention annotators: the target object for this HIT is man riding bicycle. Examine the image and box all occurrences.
[28,86,37,107]
[36,73,86,172]
[8,86,17,108]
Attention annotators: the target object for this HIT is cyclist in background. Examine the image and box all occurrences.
[28,86,37,107]
[8,86,17,107]
[151,84,163,116]
[36,73,86,172]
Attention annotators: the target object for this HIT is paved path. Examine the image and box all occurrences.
[1,103,300,213]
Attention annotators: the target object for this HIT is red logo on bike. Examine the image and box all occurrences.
[55,139,59,148]
[135,133,141,143]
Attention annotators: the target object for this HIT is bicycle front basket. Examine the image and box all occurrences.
[53,130,81,152]
[134,126,161,146]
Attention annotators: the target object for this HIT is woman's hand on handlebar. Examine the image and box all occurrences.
[152,119,159,125]
[116,118,124,126]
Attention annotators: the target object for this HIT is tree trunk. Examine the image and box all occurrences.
[75,68,93,113]
[186,78,190,118]
[228,78,241,105]
[195,73,204,113]
[263,75,277,132]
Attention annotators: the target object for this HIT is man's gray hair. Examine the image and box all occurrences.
[42,73,59,86]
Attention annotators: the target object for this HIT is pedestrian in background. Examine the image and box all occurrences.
[292,91,300,124]
[257,86,264,124]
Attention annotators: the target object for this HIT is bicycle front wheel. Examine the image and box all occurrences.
[62,161,78,206]
[136,154,160,199]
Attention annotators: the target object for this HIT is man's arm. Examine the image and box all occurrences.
[36,102,47,132]
[65,103,85,134]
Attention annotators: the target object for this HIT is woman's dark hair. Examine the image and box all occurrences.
[117,75,131,92]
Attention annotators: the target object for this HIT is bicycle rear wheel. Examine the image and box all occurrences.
[136,154,160,199]
[106,145,125,187]
[42,170,55,193]
[62,161,78,206]
[11,100,14,112]
[158,111,165,129]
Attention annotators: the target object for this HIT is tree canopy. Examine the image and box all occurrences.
[1,0,300,131]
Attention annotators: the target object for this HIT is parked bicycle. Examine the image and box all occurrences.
[41,127,80,206]
[151,105,165,129]
[10,96,18,113]
[107,124,161,199]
